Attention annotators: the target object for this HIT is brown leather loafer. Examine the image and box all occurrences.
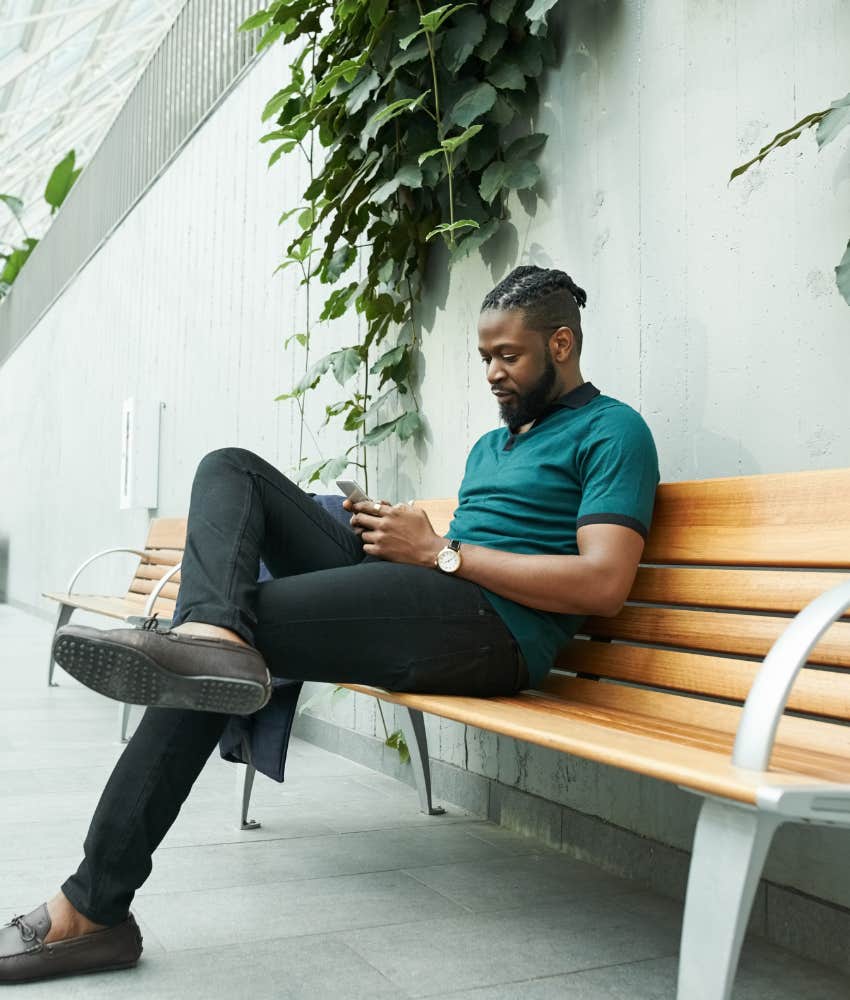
[52,621,271,715]
[0,905,142,983]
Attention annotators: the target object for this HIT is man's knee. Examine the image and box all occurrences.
[196,446,259,478]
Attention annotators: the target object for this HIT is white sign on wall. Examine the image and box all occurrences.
[120,398,163,510]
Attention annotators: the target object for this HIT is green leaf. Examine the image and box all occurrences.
[836,238,850,307]
[489,0,518,23]
[369,91,431,128]
[298,207,314,229]
[239,9,273,31]
[450,217,501,261]
[505,132,548,160]
[324,243,357,283]
[362,416,404,446]
[441,9,487,74]
[285,351,336,397]
[426,218,480,241]
[445,82,497,129]
[477,21,508,62]
[442,123,483,153]
[370,344,406,374]
[256,22,285,52]
[505,159,541,190]
[346,69,381,115]
[373,163,423,202]
[331,347,363,385]
[418,146,445,166]
[396,411,422,440]
[391,37,430,68]
[399,27,425,49]
[368,0,389,26]
[526,0,559,20]
[320,281,359,321]
[486,62,525,90]
[730,109,828,181]
[816,92,850,148]
[515,35,544,77]
[44,150,79,213]
[277,206,303,225]
[420,3,473,34]
[479,161,508,203]
[385,728,410,763]
[0,194,24,220]
[284,331,309,348]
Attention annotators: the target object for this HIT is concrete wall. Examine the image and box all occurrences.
[2,0,850,963]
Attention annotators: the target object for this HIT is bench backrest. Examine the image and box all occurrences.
[124,517,186,618]
[541,468,850,725]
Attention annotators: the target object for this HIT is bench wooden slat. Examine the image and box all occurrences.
[135,548,184,568]
[42,592,177,620]
[630,566,850,616]
[551,642,850,721]
[583,606,850,668]
[134,563,183,584]
[342,684,847,803]
[553,678,850,768]
[643,468,850,568]
[145,518,189,551]
[128,579,180,601]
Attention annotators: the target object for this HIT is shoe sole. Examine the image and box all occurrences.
[2,958,140,985]
[53,634,270,715]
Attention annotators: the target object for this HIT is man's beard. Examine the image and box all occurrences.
[498,351,558,433]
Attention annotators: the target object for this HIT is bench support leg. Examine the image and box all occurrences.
[238,737,261,831]
[677,796,780,1000]
[119,703,132,743]
[48,604,73,686]
[399,707,445,816]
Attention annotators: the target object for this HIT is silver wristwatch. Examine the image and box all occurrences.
[435,539,462,574]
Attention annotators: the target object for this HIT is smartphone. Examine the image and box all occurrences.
[336,479,374,505]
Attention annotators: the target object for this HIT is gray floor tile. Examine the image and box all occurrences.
[132,869,467,951]
[404,852,640,913]
[339,897,679,997]
[138,823,525,897]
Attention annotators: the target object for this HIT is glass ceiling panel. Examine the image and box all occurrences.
[0,0,186,248]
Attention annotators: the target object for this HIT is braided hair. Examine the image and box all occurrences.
[481,265,587,354]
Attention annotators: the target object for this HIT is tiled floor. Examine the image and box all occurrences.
[2,603,849,999]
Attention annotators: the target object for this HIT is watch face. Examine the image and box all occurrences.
[437,547,461,573]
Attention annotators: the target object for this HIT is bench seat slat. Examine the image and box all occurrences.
[42,592,177,620]
[341,684,847,803]
[135,548,184,568]
[552,642,850,721]
[584,606,850,668]
[630,567,850,616]
[548,679,850,769]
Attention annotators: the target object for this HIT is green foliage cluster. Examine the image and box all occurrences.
[732,92,850,306]
[0,150,82,300]
[240,0,561,487]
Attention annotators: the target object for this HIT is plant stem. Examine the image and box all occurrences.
[415,1,456,245]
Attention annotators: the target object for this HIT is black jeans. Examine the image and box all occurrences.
[62,448,527,924]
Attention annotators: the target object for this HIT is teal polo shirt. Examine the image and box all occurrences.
[447,382,659,687]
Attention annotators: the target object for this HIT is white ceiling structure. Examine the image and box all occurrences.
[0,0,185,249]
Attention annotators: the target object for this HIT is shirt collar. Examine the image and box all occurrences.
[535,381,600,422]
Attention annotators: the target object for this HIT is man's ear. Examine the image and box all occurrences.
[549,326,576,362]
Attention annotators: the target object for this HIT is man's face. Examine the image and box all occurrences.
[478,308,559,433]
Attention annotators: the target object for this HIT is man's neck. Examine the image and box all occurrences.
[516,372,585,435]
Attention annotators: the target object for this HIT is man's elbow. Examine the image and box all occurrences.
[585,574,631,618]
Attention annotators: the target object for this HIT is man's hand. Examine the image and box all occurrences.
[345,499,444,567]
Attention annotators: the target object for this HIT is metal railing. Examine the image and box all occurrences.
[0,0,261,366]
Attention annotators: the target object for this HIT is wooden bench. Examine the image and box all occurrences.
[46,470,850,1000]
[44,517,185,688]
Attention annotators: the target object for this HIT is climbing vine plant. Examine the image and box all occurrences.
[240,0,561,489]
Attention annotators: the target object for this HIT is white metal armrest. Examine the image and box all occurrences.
[733,579,850,771]
[143,560,182,616]
[65,548,149,594]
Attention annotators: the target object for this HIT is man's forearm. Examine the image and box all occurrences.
[440,542,622,617]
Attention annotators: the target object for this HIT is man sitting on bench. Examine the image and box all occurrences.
[0,265,659,984]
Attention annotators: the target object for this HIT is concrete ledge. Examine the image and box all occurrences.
[293,711,850,978]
